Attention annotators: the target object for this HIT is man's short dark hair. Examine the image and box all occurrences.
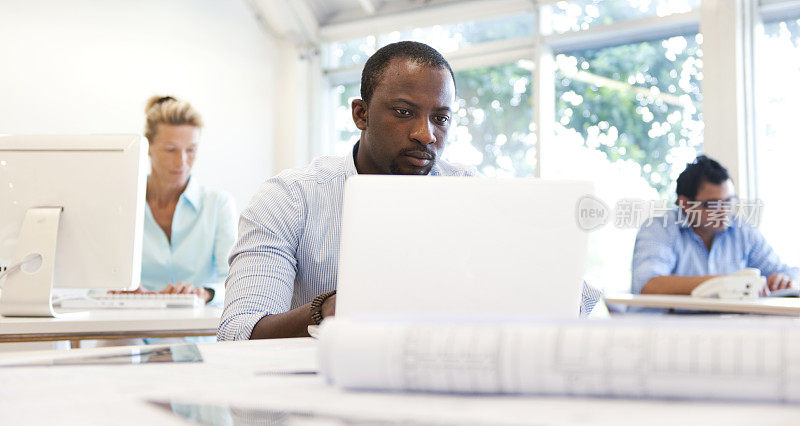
[360,41,456,105]
[676,155,730,200]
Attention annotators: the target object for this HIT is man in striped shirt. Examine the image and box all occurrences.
[218,41,480,340]
[219,41,600,341]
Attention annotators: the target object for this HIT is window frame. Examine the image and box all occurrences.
[754,0,800,201]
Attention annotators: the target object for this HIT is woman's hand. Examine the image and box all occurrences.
[108,286,155,295]
[160,282,211,303]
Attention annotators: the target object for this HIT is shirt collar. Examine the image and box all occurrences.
[347,141,441,177]
[345,142,359,178]
[673,206,736,235]
[180,177,201,211]
[674,207,692,230]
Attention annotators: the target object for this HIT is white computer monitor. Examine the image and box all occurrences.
[0,134,146,317]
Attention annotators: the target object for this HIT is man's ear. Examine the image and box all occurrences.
[352,99,368,131]
[677,195,690,212]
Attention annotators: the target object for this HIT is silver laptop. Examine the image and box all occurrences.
[335,176,593,321]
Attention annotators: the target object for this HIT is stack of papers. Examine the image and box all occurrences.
[319,317,800,402]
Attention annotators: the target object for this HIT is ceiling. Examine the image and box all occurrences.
[303,0,462,25]
[247,0,491,46]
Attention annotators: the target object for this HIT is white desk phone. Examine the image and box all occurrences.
[691,268,799,299]
[691,268,764,299]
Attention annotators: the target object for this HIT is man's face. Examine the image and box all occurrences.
[678,179,737,232]
[352,58,455,175]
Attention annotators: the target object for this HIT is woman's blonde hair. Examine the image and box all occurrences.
[143,95,204,142]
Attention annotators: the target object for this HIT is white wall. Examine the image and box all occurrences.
[0,0,291,210]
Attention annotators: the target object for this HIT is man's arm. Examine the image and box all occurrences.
[631,217,684,294]
[217,180,304,341]
[641,275,717,295]
[633,221,718,295]
[745,225,799,291]
[250,295,336,339]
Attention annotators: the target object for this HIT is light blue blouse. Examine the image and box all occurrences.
[141,178,237,305]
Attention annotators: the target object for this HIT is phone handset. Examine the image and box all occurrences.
[691,268,763,299]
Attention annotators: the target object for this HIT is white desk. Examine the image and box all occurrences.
[606,293,800,315]
[0,307,222,345]
[1,338,799,425]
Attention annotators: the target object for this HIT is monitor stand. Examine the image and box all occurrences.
[0,207,86,318]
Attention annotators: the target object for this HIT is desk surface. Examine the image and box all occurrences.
[0,307,222,342]
[1,338,799,425]
[606,293,800,315]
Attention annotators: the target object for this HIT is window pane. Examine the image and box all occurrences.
[553,34,703,197]
[446,60,535,177]
[547,33,703,293]
[323,13,535,69]
[331,81,361,156]
[324,37,377,70]
[379,13,535,54]
[755,17,800,266]
[544,0,699,35]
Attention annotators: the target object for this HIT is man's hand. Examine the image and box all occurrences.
[160,282,212,303]
[321,294,336,319]
[766,273,795,293]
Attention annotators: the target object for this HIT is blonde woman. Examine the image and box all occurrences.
[134,95,237,306]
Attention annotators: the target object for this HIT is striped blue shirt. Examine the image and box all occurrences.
[631,208,799,294]
[219,144,601,341]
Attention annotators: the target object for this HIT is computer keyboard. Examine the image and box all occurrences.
[768,288,800,297]
[56,293,205,309]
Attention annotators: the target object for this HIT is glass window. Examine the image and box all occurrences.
[331,81,361,156]
[323,13,535,69]
[324,37,377,70]
[446,61,535,177]
[543,0,700,35]
[378,13,535,53]
[546,33,703,293]
[755,17,800,266]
